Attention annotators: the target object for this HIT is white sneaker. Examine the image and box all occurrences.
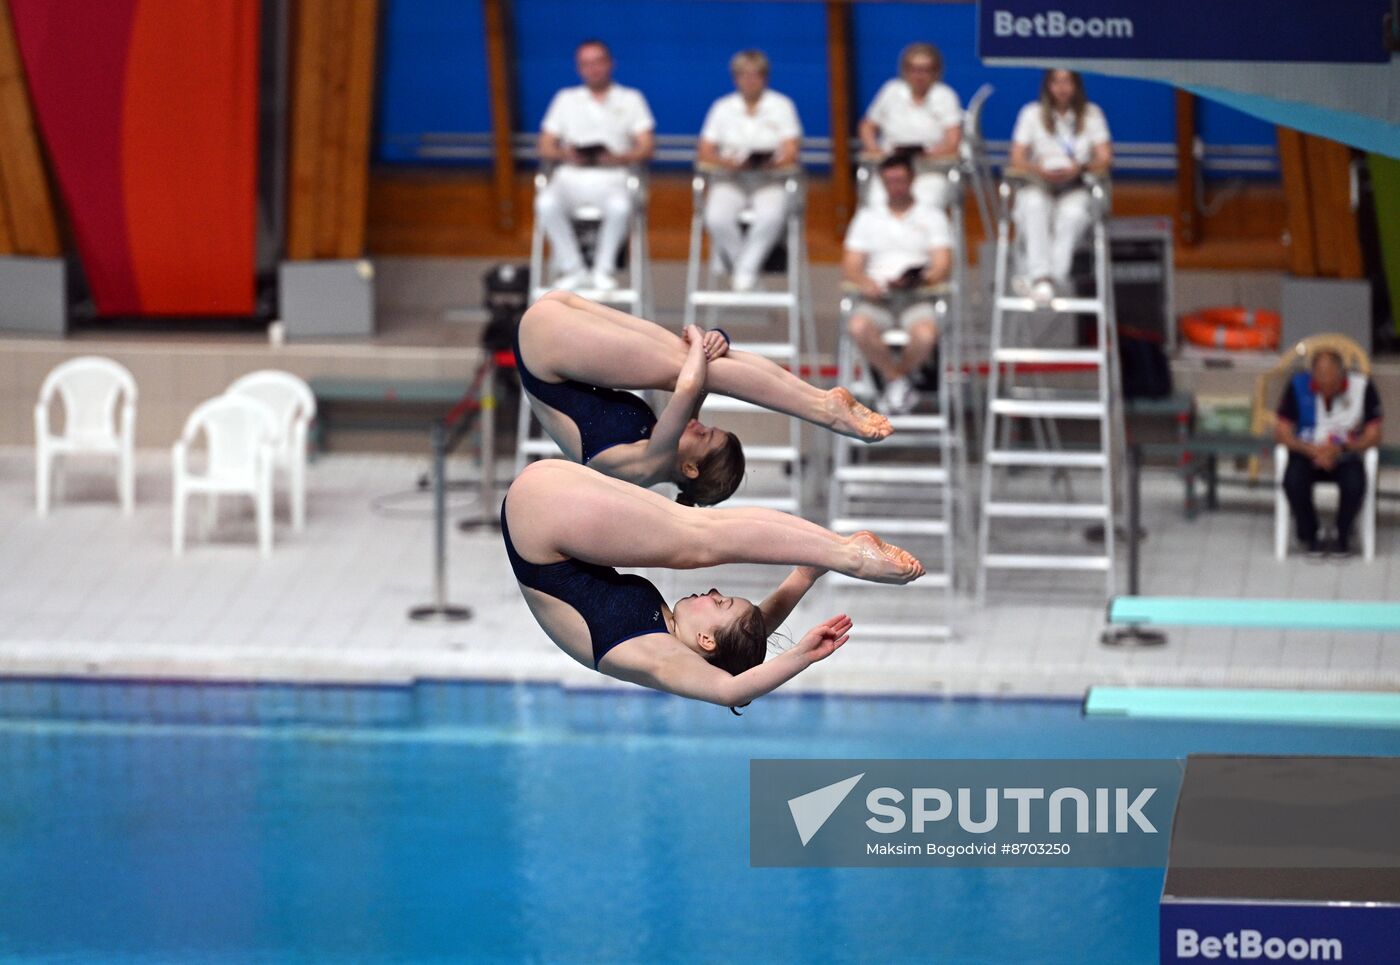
[1031,278,1056,308]
[732,272,758,293]
[553,269,589,291]
[590,271,617,292]
[880,376,917,415]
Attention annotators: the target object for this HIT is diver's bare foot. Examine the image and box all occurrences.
[846,531,924,584]
[824,387,892,442]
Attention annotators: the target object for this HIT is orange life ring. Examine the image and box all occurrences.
[1180,307,1281,350]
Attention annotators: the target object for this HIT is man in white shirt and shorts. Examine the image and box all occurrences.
[536,39,655,291]
[843,155,953,414]
[697,49,803,292]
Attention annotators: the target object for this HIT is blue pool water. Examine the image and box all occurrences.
[0,679,1396,964]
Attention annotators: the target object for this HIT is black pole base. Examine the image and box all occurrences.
[1100,623,1167,647]
[408,605,473,623]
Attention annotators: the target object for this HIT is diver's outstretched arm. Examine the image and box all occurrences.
[618,614,853,707]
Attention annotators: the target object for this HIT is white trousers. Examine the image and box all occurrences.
[1013,185,1092,285]
[863,170,951,212]
[703,177,788,279]
[534,165,632,275]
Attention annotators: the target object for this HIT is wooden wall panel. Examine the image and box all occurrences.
[1277,127,1315,276]
[1278,127,1362,279]
[824,1,854,240]
[286,0,379,261]
[1173,90,1197,247]
[0,0,58,256]
[482,0,517,233]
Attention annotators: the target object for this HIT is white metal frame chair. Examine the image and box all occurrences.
[34,356,137,517]
[226,370,316,532]
[172,395,279,557]
[1261,336,1379,562]
[682,164,815,512]
[976,173,1125,601]
[528,164,652,316]
[518,164,654,474]
[825,164,974,634]
[1273,444,1378,561]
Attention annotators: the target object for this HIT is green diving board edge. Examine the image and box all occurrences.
[1085,687,1400,728]
[1108,596,1400,633]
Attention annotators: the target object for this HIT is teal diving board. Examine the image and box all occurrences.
[1085,687,1400,728]
[1108,596,1400,633]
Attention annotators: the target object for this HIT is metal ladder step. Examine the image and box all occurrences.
[993,348,1104,366]
[987,449,1107,469]
[830,517,948,537]
[742,445,800,463]
[887,414,947,432]
[724,495,800,511]
[728,341,797,361]
[982,553,1111,571]
[984,502,1109,519]
[519,439,562,456]
[996,295,1102,314]
[834,466,948,485]
[688,291,797,309]
[989,399,1106,419]
[702,396,765,414]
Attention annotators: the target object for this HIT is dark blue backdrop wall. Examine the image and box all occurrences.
[375,0,1278,176]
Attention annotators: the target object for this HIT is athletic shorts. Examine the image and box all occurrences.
[851,298,939,332]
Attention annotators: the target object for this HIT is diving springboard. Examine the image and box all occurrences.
[1085,687,1400,728]
[1108,596,1400,633]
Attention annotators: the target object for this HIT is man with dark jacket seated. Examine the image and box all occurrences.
[1274,349,1383,558]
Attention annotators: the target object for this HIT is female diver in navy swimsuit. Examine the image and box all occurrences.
[502,459,923,708]
[516,291,894,506]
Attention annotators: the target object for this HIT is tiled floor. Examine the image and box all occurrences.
[0,446,1395,698]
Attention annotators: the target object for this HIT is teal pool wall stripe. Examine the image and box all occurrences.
[1086,687,1400,728]
[1109,597,1400,632]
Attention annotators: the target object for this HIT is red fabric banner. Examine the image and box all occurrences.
[10,0,259,316]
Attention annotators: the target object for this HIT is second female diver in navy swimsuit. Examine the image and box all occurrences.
[515,291,895,506]
[501,459,923,709]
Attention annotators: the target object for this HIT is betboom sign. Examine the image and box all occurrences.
[977,0,1392,63]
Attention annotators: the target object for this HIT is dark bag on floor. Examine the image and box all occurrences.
[1118,325,1172,400]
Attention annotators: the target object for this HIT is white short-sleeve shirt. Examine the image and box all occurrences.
[699,89,803,161]
[864,79,963,150]
[1011,101,1111,167]
[540,84,655,155]
[844,203,952,285]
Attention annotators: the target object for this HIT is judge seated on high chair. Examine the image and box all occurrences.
[534,38,655,292]
[842,154,952,415]
[1274,348,1383,559]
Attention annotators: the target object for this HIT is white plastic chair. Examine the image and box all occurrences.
[172,395,279,557]
[225,370,316,532]
[34,356,137,517]
[1274,444,1378,561]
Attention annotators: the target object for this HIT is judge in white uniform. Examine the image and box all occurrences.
[1008,69,1112,307]
[535,39,655,291]
[858,42,963,211]
[843,155,953,415]
[696,49,803,293]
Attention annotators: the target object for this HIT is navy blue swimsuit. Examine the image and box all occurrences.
[514,327,657,463]
[501,499,669,668]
